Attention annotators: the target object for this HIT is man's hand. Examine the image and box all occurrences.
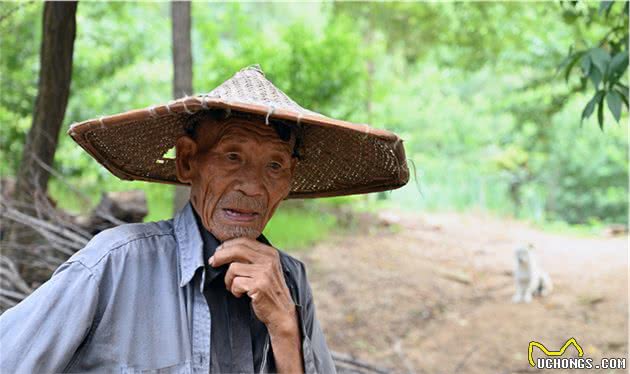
[210,237,295,331]
[210,237,304,374]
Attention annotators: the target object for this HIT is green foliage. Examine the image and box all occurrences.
[192,3,365,116]
[543,104,628,224]
[559,1,629,129]
[0,2,42,171]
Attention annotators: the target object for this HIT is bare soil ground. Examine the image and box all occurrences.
[294,210,628,374]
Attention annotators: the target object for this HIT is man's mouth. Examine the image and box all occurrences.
[222,208,260,222]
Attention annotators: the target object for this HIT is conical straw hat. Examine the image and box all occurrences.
[68,65,409,198]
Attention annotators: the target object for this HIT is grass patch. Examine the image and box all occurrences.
[263,207,338,251]
[533,219,606,237]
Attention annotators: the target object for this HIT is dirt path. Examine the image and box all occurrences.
[294,210,628,373]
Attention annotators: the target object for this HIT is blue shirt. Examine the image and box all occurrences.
[0,203,335,374]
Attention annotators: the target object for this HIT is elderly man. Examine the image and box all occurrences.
[0,66,408,373]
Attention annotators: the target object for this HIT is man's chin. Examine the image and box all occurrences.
[212,224,261,242]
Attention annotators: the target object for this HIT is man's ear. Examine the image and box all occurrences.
[175,136,198,184]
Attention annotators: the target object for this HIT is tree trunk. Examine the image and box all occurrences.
[14,1,78,203]
[7,2,78,271]
[171,1,193,214]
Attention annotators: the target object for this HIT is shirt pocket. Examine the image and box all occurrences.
[120,361,192,374]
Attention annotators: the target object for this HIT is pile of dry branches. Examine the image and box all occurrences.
[0,175,146,311]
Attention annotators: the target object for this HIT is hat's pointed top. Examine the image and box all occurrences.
[240,64,265,76]
[206,64,314,115]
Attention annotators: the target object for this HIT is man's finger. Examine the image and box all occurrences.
[211,244,259,267]
[218,238,261,254]
[224,262,258,290]
[230,276,254,298]
[220,237,257,247]
[220,237,276,255]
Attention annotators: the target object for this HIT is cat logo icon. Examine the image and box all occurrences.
[528,338,584,367]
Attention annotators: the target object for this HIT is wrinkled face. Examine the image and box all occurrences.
[175,117,296,241]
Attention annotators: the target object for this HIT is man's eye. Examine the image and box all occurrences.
[268,162,282,170]
[226,153,240,161]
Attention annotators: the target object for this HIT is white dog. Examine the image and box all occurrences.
[512,244,553,303]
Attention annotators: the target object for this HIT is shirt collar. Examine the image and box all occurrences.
[174,202,205,288]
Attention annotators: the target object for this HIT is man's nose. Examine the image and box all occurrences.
[234,163,265,197]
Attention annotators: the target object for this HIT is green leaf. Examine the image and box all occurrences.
[580,55,591,76]
[582,90,605,121]
[609,52,629,83]
[589,48,611,75]
[597,93,605,130]
[589,67,602,88]
[606,90,622,122]
[615,87,629,108]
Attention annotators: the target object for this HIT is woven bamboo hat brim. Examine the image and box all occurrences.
[68,65,409,199]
